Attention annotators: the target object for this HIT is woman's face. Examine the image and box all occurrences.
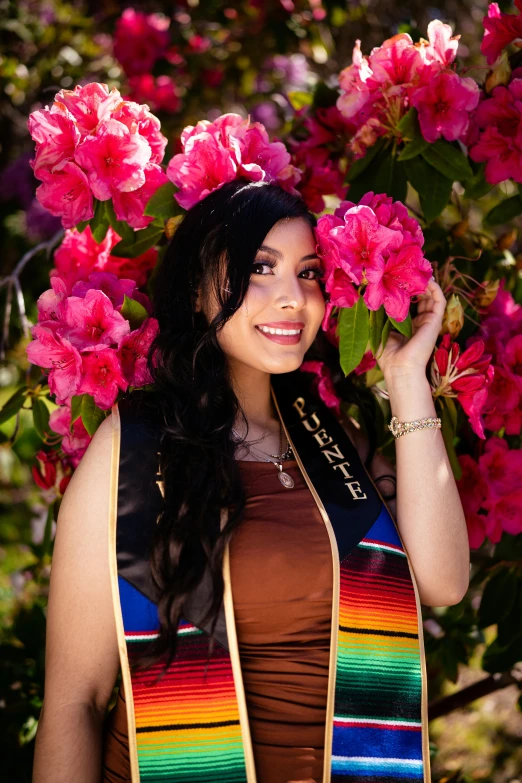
[200,217,326,376]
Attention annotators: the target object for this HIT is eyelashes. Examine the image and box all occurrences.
[252,260,324,280]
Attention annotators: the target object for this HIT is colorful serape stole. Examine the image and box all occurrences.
[332,504,424,782]
[118,575,248,783]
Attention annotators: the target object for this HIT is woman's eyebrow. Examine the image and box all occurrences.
[257,245,321,263]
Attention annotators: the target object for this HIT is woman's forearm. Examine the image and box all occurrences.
[33,700,104,783]
[385,371,470,607]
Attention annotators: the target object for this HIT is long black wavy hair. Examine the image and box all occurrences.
[142,178,381,671]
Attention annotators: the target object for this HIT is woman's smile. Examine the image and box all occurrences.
[255,320,305,345]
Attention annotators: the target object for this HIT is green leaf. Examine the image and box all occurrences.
[110,223,165,258]
[478,568,518,628]
[397,108,429,161]
[32,397,50,441]
[79,396,106,437]
[482,633,522,674]
[440,397,462,480]
[288,90,313,110]
[345,139,385,183]
[380,318,392,353]
[403,156,453,223]
[338,298,370,376]
[120,294,149,330]
[90,199,110,243]
[70,394,84,428]
[144,181,182,220]
[41,502,55,559]
[105,199,135,242]
[463,163,494,201]
[375,154,408,202]
[312,81,340,109]
[484,194,522,226]
[76,220,89,233]
[389,312,412,338]
[422,140,473,183]
[0,386,28,425]
[369,306,386,356]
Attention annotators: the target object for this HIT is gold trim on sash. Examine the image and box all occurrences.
[108,402,140,783]
[270,385,340,783]
[353,447,432,783]
[221,508,257,782]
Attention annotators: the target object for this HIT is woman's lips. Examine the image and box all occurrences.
[255,326,303,345]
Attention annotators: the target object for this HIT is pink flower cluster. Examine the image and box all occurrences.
[126,75,181,115]
[337,21,479,153]
[28,82,168,229]
[466,69,522,185]
[113,9,171,76]
[481,0,522,65]
[290,106,350,213]
[472,282,522,435]
[458,438,522,548]
[300,360,341,415]
[167,113,302,210]
[315,192,432,324]
[430,333,494,439]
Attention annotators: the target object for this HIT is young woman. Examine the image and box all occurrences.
[33,179,470,783]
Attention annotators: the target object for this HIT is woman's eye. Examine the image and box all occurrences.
[251,262,273,275]
[300,268,323,280]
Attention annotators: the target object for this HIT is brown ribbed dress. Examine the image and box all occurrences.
[102,458,333,783]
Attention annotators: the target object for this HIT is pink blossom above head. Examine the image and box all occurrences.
[113,8,171,76]
[71,272,137,309]
[167,130,238,210]
[111,163,169,229]
[55,83,122,136]
[481,0,522,65]
[111,101,167,165]
[117,317,159,387]
[422,20,461,66]
[62,288,130,350]
[364,244,432,321]
[330,205,403,280]
[411,70,480,144]
[77,348,128,409]
[49,404,91,464]
[26,325,83,405]
[28,103,80,180]
[35,161,94,229]
[299,360,342,416]
[297,157,347,214]
[74,118,152,200]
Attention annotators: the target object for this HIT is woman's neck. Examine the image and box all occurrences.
[229,362,280,440]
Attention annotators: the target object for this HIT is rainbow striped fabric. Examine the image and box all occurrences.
[119,576,249,782]
[332,504,425,782]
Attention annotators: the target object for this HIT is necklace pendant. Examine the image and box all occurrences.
[278,470,295,489]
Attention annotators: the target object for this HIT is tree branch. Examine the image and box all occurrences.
[428,669,522,720]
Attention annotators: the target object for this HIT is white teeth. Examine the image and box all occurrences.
[257,326,302,336]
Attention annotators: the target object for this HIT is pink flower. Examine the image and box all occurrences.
[111,101,167,165]
[336,192,424,248]
[482,365,521,434]
[430,334,494,438]
[354,350,377,376]
[411,70,479,143]
[36,276,68,329]
[479,437,522,536]
[364,244,433,321]
[481,0,522,65]
[32,449,59,491]
[126,74,181,114]
[28,103,80,180]
[329,205,403,283]
[74,118,152,200]
[62,289,130,350]
[167,113,301,209]
[300,360,341,415]
[77,348,128,409]
[71,272,137,309]
[54,83,122,136]
[35,162,94,229]
[26,326,83,404]
[51,226,157,292]
[456,455,490,548]
[503,334,522,393]
[188,34,212,54]
[113,9,171,76]
[49,404,92,467]
[111,163,169,229]
[294,149,347,213]
[117,317,159,387]
[421,20,460,67]
[468,77,522,185]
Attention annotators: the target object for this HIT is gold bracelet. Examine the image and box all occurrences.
[388,415,441,439]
